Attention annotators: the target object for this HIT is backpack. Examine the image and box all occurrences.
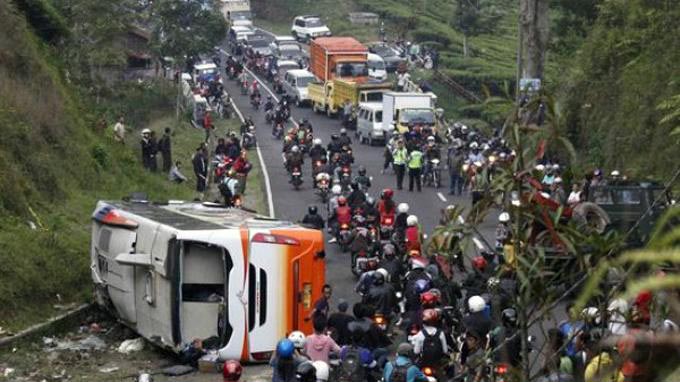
[338,347,365,382]
[390,363,409,382]
[420,328,444,365]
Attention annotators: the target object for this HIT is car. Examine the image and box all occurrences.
[228,25,255,46]
[244,35,272,56]
[368,43,406,73]
[291,15,331,42]
[269,58,303,80]
[269,35,297,51]
[356,102,385,145]
[282,69,316,107]
[274,43,307,67]
[367,53,387,81]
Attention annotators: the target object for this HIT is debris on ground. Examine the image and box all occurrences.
[118,338,144,354]
[44,334,107,352]
[162,364,195,376]
[197,352,220,373]
[98,366,120,373]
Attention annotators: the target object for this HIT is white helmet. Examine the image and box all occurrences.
[469,142,479,149]
[535,164,545,172]
[376,268,389,280]
[397,203,410,214]
[427,135,435,142]
[291,145,300,153]
[407,215,418,226]
[331,185,342,195]
[611,170,620,177]
[288,330,306,349]
[554,177,563,184]
[313,138,322,146]
[498,212,510,223]
[468,295,486,313]
[312,361,330,381]
[141,128,151,135]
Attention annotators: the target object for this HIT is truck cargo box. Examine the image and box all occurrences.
[310,37,368,82]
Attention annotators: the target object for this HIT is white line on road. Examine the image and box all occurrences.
[229,90,276,218]
[437,192,447,202]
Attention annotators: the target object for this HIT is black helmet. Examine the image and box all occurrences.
[351,181,359,190]
[373,272,385,286]
[501,307,517,327]
[358,166,366,176]
[308,205,318,215]
[331,134,339,140]
[267,95,272,100]
[295,362,316,382]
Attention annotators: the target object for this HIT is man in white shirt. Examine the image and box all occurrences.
[113,116,126,144]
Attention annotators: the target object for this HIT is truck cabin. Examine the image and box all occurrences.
[360,90,386,103]
[335,61,368,79]
[399,108,435,127]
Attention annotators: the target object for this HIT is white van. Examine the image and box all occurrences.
[283,69,316,107]
[367,53,387,81]
[356,102,385,145]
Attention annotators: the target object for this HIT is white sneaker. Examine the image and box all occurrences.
[328,238,337,243]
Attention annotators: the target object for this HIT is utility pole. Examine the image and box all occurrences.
[518,0,549,91]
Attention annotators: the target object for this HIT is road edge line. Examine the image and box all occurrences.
[230,96,276,218]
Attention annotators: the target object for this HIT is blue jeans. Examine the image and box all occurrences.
[449,171,463,195]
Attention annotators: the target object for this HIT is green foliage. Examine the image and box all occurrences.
[559,0,680,180]
[152,0,227,59]
[12,0,70,42]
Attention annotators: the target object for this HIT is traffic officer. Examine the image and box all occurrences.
[407,146,424,192]
[392,139,408,190]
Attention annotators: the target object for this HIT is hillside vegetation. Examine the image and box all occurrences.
[0,1,196,328]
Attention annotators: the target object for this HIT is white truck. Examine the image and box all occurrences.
[221,0,252,26]
[382,92,438,138]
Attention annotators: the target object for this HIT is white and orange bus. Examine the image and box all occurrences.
[90,200,325,361]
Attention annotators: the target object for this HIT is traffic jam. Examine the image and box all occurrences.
[93,2,678,382]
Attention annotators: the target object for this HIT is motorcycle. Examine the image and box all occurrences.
[339,166,352,190]
[265,108,274,123]
[424,158,442,188]
[352,249,379,277]
[337,223,352,252]
[241,126,257,150]
[290,167,303,190]
[240,79,248,95]
[316,174,331,203]
[250,96,261,110]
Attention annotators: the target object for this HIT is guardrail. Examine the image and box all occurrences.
[432,69,482,103]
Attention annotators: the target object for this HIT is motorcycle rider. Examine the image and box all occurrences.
[310,139,327,163]
[377,189,396,223]
[362,196,379,225]
[338,325,378,382]
[495,212,511,250]
[412,309,449,379]
[463,296,493,339]
[462,329,488,382]
[339,128,352,147]
[364,269,397,318]
[285,145,304,174]
[395,203,410,238]
[383,343,429,382]
[379,244,403,289]
[347,182,367,210]
[329,196,352,243]
[327,134,343,157]
[301,205,325,230]
[490,307,522,368]
[462,256,491,297]
[339,145,354,166]
[328,185,343,213]
[354,166,372,191]
[271,339,306,382]
[218,170,240,207]
[405,215,422,253]
[264,95,275,111]
[422,136,441,180]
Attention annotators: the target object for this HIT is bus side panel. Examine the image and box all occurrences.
[272,229,325,335]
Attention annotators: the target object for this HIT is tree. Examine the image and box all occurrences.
[151,0,226,61]
[519,0,549,80]
[452,0,504,57]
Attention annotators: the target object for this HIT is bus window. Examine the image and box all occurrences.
[248,263,256,332]
[259,269,267,326]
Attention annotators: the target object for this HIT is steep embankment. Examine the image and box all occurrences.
[0,1,190,328]
[559,1,680,179]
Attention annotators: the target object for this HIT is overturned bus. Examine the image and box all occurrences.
[90,200,325,362]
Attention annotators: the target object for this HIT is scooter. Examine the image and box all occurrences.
[424,158,442,188]
[241,126,257,149]
[315,174,331,203]
[337,223,352,252]
[290,167,303,190]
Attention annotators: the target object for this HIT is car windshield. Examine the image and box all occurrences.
[365,92,384,102]
[248,39,269,48]
[297,76,314,87]
[613,189,642,205]
[369,60,385,70]
[280,44,301,52]
[400,109,435,124]
[336,62,368,78]
[306,18,325,27]
[373,46,397,57]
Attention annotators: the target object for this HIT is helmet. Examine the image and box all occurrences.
[337,196,347,206]
[376,268,389,281]
[414,279,432,294]
[141,128,151,135]
[295,361,316,382]
[382,188,394,199]
[222,360,243,382]
[397,203,410,214]
[312,361,330,382]
[288,330,306,349]
[610,170,620,177]
[308,205,318,215]
[468,295,486,313]
[499,212,510,223]
[382,243,396,257]
[471,256,487,271]
[340,128,347,135]
[291,145,300,153]
[410,257,428,269]
[331,134,339,140]
[276,339,295,358]
[332,185,342,195]
[554,177,563,184]
[420,291,438,307]
[427,136,435,142]
[535,164,545,172]
[407,215,418,226]
[487,277,500,290]
[469,142,479,149]
[313,138,322,146]
[422,308,439,325]
[501,308,518,327]
[373,271,385,285]
[358,166,366,175]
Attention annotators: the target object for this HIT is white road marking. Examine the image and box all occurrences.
[437,192,447,202]
[229,88,276,218]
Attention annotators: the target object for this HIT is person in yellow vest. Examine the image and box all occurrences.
[407,146,424,192]
[392,139,408,190]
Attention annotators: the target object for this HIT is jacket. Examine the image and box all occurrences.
[383,356,427,382]
[303,334,340,363]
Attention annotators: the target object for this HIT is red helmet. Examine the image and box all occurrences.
[367,259,378,271]
[420,291,439,308]
[223,360,242,382]
[382,188,394,199]
[472,256,488,271]
[338,196,347,206]
[422,308,439,325]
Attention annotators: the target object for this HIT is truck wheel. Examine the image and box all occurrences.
[572,202,610,234]
[295,97,301,107]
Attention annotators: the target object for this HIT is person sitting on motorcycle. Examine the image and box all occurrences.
[365,269,397,318]
[405,215,422,253]
[339,145,354,166]
[490,307,522,368]
[327,185,343,214]
[403,258,432,314]
[354,166,371,191]
[337,326,378,382]
[395,203,410,238]
[241,116,255,135]
[412,309,449,374]
[422,136,441,177]
[270,339,305,382]
[282,135,295,154]
[274,106,287,125]
[264,96,275,112]
[299,118,313,134]
[495,212,510,249]
[315,171,331,191]
[327,134,343,157]
[383,343,429,382]
[347,182,366,211]
[309,139,327,163]
[329,196,352,242]
[362,196,379,226]
[285,146,304,173]
[354,259,378,296]
[301,205,325,230]
[250,90,261,105]
[339,128,352,147]
[379,244,403,288]
[462,256,491,298]
[463,296,493,339]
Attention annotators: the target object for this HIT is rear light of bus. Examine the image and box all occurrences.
[251,351,273,361]
[252,233,300,246]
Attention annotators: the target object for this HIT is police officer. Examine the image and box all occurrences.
[392,140,408,190]
[407,146,424,192]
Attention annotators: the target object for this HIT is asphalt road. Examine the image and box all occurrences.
[218,35,498,307]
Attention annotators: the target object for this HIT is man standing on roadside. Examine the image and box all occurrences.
[392,139,408,190]
[192,144,208,196]
[113,116,126,144]
[158,128,173,173]
[447,142,465,196]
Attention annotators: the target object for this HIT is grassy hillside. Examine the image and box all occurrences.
[0,1,198,329]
